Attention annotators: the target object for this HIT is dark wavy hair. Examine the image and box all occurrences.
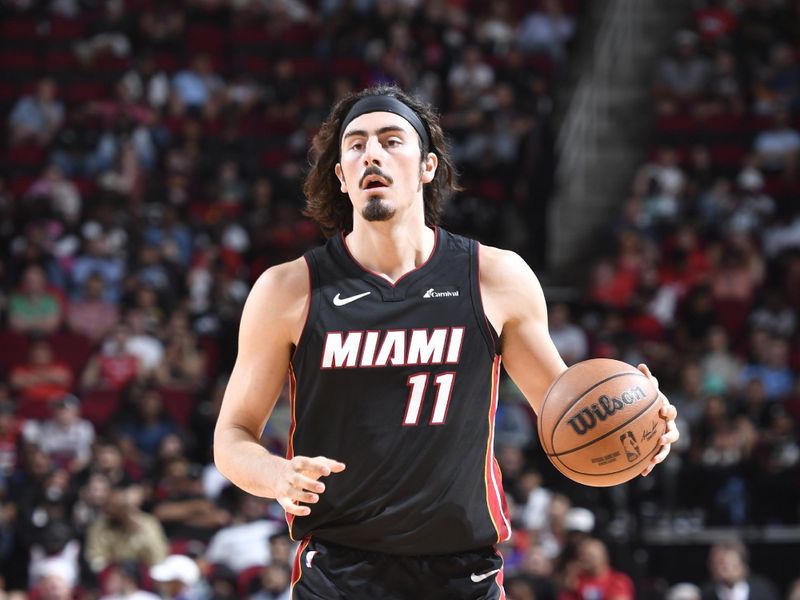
[302,85,461,237]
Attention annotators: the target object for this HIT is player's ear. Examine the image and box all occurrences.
[335,163,348,193]
[420,152,438,184]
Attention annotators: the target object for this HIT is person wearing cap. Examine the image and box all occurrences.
[149,554,203,600]
[213,85,679,599]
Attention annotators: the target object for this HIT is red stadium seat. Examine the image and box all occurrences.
[47,330,94,379]
[237,565,263,597]
[0,50,40,72]
[1,17,39,41]
[80,388,122,428]
[47,18,86,41]
[44,50,81,72]
[0,330,30,372]
[186,24,226,56]
[159,387,196,427]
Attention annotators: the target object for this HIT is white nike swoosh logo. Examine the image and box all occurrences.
[305,550,317,568]
[470,568,501,583]
[332,291,371,306]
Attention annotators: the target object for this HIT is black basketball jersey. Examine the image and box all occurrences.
[288,228,511,555]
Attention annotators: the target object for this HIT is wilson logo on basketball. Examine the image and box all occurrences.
[566,386,647,435]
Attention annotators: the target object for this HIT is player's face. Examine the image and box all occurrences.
[336,111,437,224]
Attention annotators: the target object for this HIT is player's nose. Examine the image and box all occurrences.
[362,136,384,166]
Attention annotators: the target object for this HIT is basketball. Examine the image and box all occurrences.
[537,359,666,487]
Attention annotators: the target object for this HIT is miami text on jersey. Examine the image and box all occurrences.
[320,327,465,369]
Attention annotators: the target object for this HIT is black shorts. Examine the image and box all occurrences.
[291,537,506,600]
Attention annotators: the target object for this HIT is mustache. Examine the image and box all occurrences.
[359,166,393,189]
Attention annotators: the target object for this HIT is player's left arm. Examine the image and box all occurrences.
[478,245,678,476]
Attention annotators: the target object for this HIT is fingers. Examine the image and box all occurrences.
[278,497,311,517]
[280,456,346,518]
[291,473,326,494]
[661,416,679,445]
[291,456,346,478]
[637,363,659,390]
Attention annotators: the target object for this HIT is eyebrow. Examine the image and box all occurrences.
[342,125,408,141]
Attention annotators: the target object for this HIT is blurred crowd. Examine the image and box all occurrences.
[0,0,799,598]
[0,0,575,598]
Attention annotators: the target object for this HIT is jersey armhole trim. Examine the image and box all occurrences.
[291,253,319,364]
[470,241,500,358]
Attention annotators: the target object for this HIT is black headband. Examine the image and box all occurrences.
[339,95,430,152]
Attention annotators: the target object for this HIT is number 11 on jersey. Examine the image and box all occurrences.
[403,372,456,425]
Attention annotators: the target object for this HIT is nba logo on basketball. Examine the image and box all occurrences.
[620,431,641,462]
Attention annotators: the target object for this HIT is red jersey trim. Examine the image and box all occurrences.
[290,537,311,594]
[286,364,298,538]
[483,356,511,542]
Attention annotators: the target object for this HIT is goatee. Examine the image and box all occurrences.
[362,197,395,222]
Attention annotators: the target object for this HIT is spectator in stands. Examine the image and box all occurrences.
[667,582,702,600]
[120,309,165,374]
[700,326,740,396]
[247,563,291,600]
[447,45,495,99]
[81,324,141,393]
[122,54,171,112]
[266,531,292,569]
[739,335,794,401]
[753,43,800,116]
[205,491,281,574]
[25,165,81,225]
[172,53,224,112]
[86,441,135,489]
[149,554,203,600]
[7,265,63,336]
[28,519,80,589]
[700,538,779,599]
[67,272,120,343]
[153,328,206,392]
[73,0,133,66]
[150,456,229,544]
[754,109,800,180]
[748,289,796,339]
[70,232,126,303]
[10,341,73,418]
[22,394,94,474]
[71,473,111,536]
[654,30,712,104]
[693,0,737,43]
[98,560,159,600]
[0,400,22,480]
[7,78,65,146]
[117,388,178,466]
[84,486,168,574]
[633,146,686,227]
[31,566,74,600]
[548,303,588,365]
[558,537,634,600]
[517,0,576,63]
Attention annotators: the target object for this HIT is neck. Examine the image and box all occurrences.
[345,217,435,284]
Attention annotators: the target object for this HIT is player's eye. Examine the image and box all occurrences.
[385,138,402,147]
[350,141,364,151]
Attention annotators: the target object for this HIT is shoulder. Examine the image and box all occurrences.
[241,257,310,344]
[478,244,544,298]
[478,244,547,333]
[247,257,309,316]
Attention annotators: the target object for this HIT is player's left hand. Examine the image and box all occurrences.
[637,363,679,477]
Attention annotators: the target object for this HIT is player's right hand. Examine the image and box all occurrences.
[275,455,346,516]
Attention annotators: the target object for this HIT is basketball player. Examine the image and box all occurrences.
[214,85,679,599]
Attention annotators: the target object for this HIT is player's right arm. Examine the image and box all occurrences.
[213,258,345,516]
